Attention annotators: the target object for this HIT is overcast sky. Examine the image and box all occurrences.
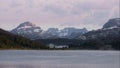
[0,0,119,30]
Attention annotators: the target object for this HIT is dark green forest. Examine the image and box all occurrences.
[0,28,119,50]
[37,36,120,50]
[0,28,48,49]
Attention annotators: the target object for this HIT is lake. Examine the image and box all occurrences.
[0,50,119,68]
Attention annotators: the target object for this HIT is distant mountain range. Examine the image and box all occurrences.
[36,18,120,50]
[11,18,120,40]
[0,18,119,50]
[11,22,88,39]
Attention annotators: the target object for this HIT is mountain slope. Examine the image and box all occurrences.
[11,21,42,40]
[80,18,120,50]
[103,18,120,29]
[41,27,88,39]
[0,28,47,49]
[11,22,88,39]
[83,18,120,39]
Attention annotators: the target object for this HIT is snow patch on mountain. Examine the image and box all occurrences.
[11,22,88,39]
[103,18,120,29]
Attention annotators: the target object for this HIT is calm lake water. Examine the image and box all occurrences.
[0,50,119,68]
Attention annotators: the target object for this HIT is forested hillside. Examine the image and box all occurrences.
[0,28,48,49]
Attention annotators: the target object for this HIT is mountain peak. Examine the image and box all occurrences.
[11,21,42,39]
[18,21,36,28]
[103,18,120,29]
[23,21,35,25]
[11,21,88,39]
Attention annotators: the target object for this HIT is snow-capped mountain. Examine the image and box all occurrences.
[103,18,120,29]
[58,28,87,38]
[11,21,42,40]
[40,27,88,39]
[81,18,120,39]
[45,28,59,36]
[11,22,88,39]
[11,18,120,40]
[40,28,60,39]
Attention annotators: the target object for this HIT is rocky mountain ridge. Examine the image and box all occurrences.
[11,22,88,39]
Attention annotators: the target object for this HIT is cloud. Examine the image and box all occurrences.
[0,0,119,30]
[42,4,67,17]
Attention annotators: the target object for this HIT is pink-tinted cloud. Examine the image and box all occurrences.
[0,0,119,30]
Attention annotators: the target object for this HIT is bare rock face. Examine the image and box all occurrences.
[11,22,88,39]
[103,18,120,29]
[83,18,120,39]
[11,21,42,40]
